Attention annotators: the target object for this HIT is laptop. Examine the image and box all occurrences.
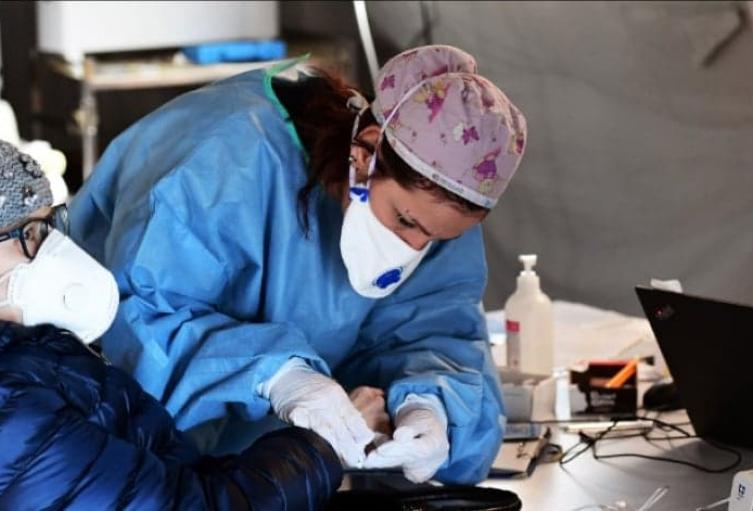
[635,286,753,448]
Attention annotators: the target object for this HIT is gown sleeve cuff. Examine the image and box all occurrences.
[256,357,313,399]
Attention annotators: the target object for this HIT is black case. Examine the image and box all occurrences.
[327,485,522,511]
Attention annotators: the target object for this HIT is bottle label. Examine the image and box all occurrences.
[506,320,521,370]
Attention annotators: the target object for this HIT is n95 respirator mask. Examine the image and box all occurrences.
[0,229,120,343]
[339,159,431,299]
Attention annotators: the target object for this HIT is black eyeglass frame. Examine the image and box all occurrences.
[0,204,69,259]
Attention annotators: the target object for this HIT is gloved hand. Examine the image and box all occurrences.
[262,358,375,468]
[363,394,450,482]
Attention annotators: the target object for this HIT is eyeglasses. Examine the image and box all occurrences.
[0,204,69,260]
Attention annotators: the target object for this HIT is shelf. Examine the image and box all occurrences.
[44,53,281,91]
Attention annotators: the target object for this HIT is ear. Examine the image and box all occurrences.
[350,124,381,183]
[356,124,381,146]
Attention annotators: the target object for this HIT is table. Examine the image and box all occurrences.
[343,301,750,508]
[483,409,752,510]
[482,302,752,509]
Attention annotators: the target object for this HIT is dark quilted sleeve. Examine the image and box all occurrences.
[0,325,342,511]
[193,427,343,511]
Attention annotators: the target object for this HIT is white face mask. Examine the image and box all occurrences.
[339,159,432,299]
[0,229,120,343]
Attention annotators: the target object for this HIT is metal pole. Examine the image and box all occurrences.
[353,1,379,89]
[80,57,98,180]
[0,21,4,96]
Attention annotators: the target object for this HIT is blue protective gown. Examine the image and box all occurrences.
[69,63,506,484]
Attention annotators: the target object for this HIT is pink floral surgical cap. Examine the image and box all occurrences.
[372,45,527,208]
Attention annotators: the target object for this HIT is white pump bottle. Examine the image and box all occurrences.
[504,254,554,375]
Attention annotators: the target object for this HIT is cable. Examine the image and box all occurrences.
[527,410,690,427]
[419,1,434,45]
[560,421,619,465]
[568,506,624,511]
[637,486,668,511]
[566,485,668,511]
[558,417,742,474]
[407,0,440,48]
[695,496,730,510]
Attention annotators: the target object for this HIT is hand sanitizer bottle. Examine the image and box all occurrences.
[504,254,554,375]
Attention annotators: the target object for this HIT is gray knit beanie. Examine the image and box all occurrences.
[0,140,53,231]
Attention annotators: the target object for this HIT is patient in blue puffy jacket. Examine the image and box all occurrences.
[0,140,342,510]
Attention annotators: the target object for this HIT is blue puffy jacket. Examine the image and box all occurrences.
[0,321,342,510]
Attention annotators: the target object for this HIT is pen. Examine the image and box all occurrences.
[605,358,638,389]
[525,427,552,476]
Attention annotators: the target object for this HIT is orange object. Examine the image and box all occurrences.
[605,358,639,389]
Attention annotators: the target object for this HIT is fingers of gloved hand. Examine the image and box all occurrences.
[344,409,376,447]
[287,407,312,429]
[392,424,420,443]
[382,435,434,461]
[363,439,413,469]
[304,413,359,467]
[403,460,442,483]
[401,436,449,482]
[336,431,364,468]
[316,412,370,468]
[362,451,403,469]
[383,425,449,462]
[305,416,343,464]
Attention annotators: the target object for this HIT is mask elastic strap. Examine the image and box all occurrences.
[368,77,434,179]
[350,76,434,191]
[347,90,372,196]
[0,270,14,309]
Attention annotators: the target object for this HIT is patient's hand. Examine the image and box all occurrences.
[349,386,392,437]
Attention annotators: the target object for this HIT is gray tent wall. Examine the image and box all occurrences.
[300,1,753,315]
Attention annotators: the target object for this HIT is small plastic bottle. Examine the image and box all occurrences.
[504,254,554,375]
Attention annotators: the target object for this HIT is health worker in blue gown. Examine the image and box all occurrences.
[69,45,528,485]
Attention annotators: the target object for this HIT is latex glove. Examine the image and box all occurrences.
[349,386,392,437]
[363,394,450,482]
[261,358,375,468]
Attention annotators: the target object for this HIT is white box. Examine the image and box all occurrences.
[500,368,556,422]
[37,1,279,63]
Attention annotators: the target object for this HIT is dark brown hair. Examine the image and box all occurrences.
[278,68,486,233]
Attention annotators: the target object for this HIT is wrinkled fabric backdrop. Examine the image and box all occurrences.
[284,0,753,314]
[3,1,749,315]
